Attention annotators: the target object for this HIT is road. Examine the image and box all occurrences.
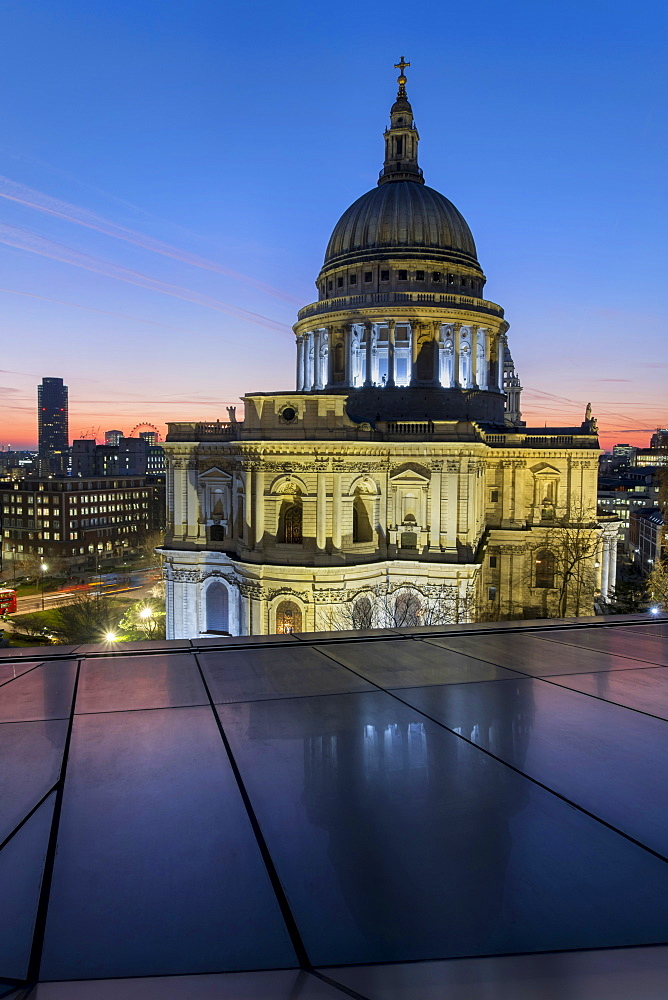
[8,569,161,616]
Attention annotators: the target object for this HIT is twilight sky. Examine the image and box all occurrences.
[0,0,666,452]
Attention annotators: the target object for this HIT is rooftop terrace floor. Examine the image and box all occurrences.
[2,614,668,998]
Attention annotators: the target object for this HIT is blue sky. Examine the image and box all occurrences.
[0,0,666,447]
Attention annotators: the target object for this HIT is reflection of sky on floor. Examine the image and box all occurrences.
[1,616,668,996]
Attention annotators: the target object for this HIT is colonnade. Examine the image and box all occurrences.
[295,321,506,392]
[598,532,619,601]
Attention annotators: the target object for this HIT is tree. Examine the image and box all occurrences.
[135,530,165,564]
[322,581,478,632]
[118,599,166,641]
[601,574,650,615]
[48,592,126,644]
[530,501,606,618]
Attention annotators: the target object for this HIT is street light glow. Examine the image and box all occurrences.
[40,563,48,572]
[139,607,153,619]
[105,631,118,641]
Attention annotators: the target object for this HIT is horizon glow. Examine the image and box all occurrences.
[0,0,666,454]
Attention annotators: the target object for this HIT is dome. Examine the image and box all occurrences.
[323,181,479,271]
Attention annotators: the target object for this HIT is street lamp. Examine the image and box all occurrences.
[11,547,16,587]
[40,562,48,612]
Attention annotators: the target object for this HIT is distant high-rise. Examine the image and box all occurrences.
[105,429,123,447]
[38,377,69,476]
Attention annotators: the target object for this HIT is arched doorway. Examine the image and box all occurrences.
[276,600,302,634]
[206,580,229,633]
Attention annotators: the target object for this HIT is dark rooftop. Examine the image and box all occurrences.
[2,614,668,998]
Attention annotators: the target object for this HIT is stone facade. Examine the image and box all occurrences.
[161,66,617,637]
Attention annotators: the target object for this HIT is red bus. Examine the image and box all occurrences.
[0,589,17,615]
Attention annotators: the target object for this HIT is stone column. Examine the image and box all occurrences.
[316,470,327,551]
[325,327,334,388]
[410,322,420,386]
[443,465,459,554]
[332,473,342,550]
[241,468,252,546]
[609,533,618,595]
[344,324,354,387]
[470,327,479,388]
[452,323,461,388]
[364,321,374,387]
[296,336,304,391]
[312,329,322,390]
[432,321,441,385]
[429,465,442,550]
[480,329,490,390]
[601,537,611,599]
[303,332,312,390]
[496,335,505,392]
[499,548,512,618]
[253,465,264,550]
[386,319,396,387]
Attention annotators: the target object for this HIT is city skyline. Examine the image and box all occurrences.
[1,0,666,451]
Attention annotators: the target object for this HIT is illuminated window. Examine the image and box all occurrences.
[276,601,301,634]
[282,504,302,544]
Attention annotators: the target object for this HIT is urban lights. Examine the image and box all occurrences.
[40,562,48,612]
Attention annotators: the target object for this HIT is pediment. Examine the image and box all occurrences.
[390,464,431,485]
[529,463,560,478]
[199,466,232,482]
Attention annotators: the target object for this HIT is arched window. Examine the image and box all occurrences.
[352,498,373,543]
[394,590,422,627]
[351,595,373,630]
[535,550,555,589]
[206,580,229,633]
[210,524,225,541]
[282,503,302,544]
[276,601,302,634]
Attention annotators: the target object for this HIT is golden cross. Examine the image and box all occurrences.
[394,56,410,76]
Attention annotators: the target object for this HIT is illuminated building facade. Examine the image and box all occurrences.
[1,476,164,567]
[161,65,617,637]
[37,377,69,477]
